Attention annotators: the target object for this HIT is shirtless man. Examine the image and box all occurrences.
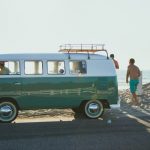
[126,58,140,105]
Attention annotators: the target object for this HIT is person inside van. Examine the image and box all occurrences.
[59,69,64,74]
[110,54,119,69]
[0,61,10,75]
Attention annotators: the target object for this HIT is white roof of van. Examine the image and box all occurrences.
[0,53,108,60]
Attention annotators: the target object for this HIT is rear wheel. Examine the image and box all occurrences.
[0,101,18,123]
[84,100,104,119]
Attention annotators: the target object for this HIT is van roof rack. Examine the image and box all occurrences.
[59,44,108,59]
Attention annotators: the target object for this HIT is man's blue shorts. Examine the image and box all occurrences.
[130,79,139,93]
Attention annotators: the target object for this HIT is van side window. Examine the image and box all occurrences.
[69,60,87,74]
[0,61,20,75]
[25,61,43,75]
[47,61,65,75]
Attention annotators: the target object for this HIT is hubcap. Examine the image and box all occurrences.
[85,100,104,118]
[88,103,100,114]
[0,105,13,117]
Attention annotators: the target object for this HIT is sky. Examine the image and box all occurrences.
[0,0,150,70]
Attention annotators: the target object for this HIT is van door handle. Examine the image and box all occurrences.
[14,82,21,85]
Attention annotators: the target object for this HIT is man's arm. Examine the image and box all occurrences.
[114,60,119,69]
[126,68,130,83]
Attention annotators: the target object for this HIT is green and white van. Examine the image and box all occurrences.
[0,44,120,123]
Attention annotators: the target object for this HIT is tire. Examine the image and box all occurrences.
[0,101,18,123]
[84,100,104,119]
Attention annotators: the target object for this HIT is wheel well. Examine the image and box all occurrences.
[0,97,19,110]
[100,99,110,108]
[79,100,88,108]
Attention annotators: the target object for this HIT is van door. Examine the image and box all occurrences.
[20,60,46,109]
[0,61,22,99]
[0,76,22,98]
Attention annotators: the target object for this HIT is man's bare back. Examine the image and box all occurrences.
[127,64,140,80]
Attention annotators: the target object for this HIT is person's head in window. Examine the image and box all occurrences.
[59,69,64,74]
[0,61,10,75]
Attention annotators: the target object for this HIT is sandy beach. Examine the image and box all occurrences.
[15,83,150,123]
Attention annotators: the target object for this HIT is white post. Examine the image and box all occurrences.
[137,71,143,95]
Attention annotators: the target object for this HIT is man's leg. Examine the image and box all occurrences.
[130,80,139,105]
[132,92,139,105]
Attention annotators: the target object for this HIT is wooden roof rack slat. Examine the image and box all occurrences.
[59,44,108,59]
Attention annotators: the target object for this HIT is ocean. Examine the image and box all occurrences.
[117,70,150,90]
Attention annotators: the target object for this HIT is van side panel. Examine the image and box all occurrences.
[0,53,119,110]
[0,77,22,98]
[11,76,118,110]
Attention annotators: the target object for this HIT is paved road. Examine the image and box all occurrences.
[0,100,150,150]
[0,116,150,150]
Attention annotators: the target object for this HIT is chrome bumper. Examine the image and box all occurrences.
[110,97,121,109]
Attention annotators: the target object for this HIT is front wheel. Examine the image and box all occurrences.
[84,100,104,119]
[0,101,18,123]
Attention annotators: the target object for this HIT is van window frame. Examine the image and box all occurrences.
[0,60,21,76]
[24,60,44,75]
[69,60,87,75]
[47,60,66,75]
